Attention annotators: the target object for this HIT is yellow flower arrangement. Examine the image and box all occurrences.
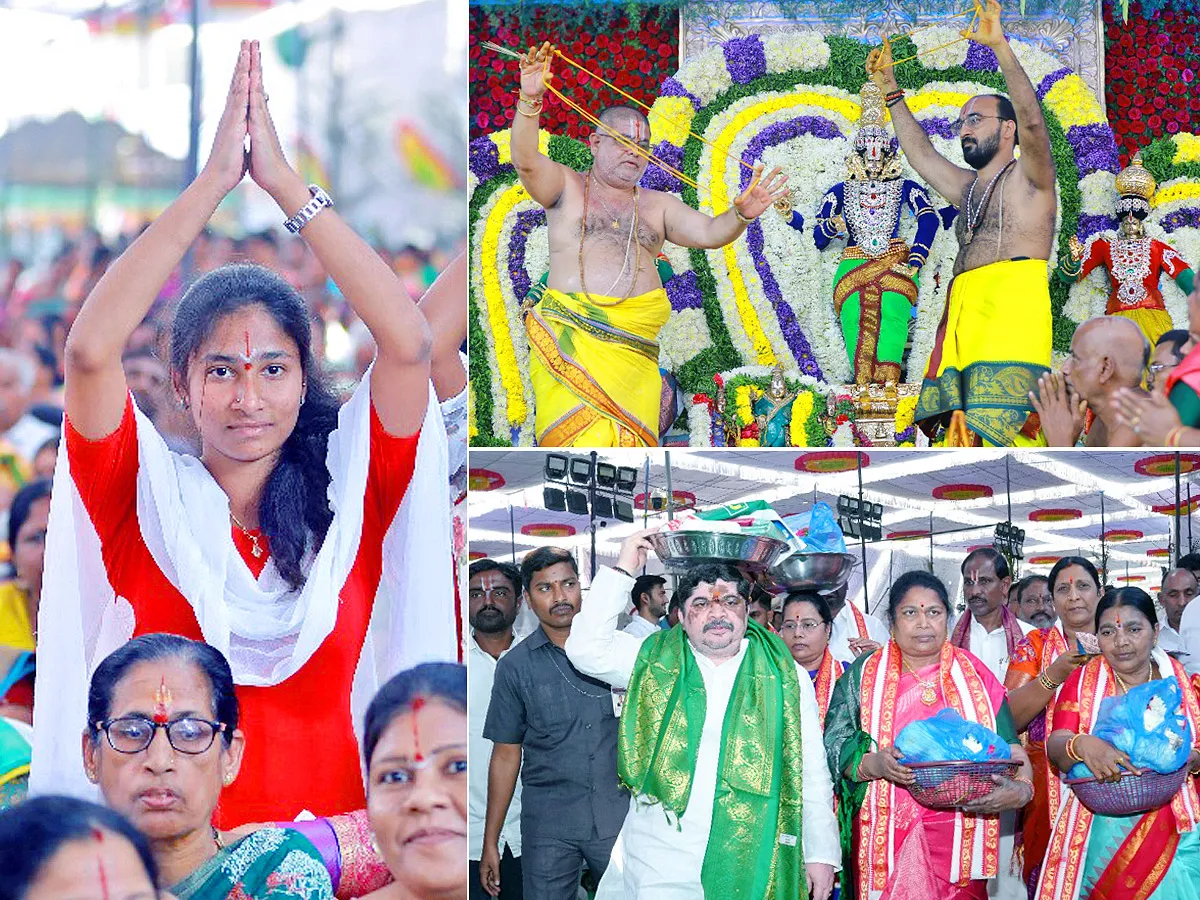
[648,96,698,148]
[480,183,532,424]
[490,129,551,166]
[789,392,815,447]
[1043,75,1106,130]
[1174,133,1200,165]
[1152,182,1200,209]
[904,90,972,116]
[895,395,918,434]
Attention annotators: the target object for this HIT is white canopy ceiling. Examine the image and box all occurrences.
[469,449,1200,617]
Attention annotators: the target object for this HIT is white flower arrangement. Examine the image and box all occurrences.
[675,45,733,106]
[763,31,830,74]
[658,307,713,370]
[1010,39,1070,89]
[1079,171,1118,217]
[910,26,970,70]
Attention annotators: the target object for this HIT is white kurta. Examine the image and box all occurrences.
[622,615,661,639]
[967,615,1037,683]
[468,634,523,861]
[566,567,841,899]
[829,602,890,667]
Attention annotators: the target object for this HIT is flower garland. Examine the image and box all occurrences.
[469,27,1200,447]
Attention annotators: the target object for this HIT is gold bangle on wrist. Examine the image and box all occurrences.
[733,206,753,225]
[1038,670,1061,692]
[1066,734,1083,763]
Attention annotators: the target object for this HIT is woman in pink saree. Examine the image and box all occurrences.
[824,571,1033,900]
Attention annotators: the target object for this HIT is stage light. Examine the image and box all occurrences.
[615,466,639,495]
[544,486,566,512]
[614,500,635,523]
[544,454,569,482]
[566,489,589,516]
[569,457,594,485]
[593,495,615,519]
[596,463,617,488]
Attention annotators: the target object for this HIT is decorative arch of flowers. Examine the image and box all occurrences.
[468,29,1200,447]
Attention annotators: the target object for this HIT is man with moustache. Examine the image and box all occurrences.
[624,574,667,638]
[1158,567,1198,659]
[1012,573,1056,629]
[948,547,1033,900]
[482,547,629,898]
[469,559,528,900]
[566,530,840,900]
[868,0,1056,446]
[513,42,788,447]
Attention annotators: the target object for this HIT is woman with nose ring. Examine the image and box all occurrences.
[1037,588,1200,900]
[824,571,1032,900]
[1003,556,1101,892]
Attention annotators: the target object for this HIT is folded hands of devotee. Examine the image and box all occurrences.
[1029,372,1086,447]
[1112,385,1182,446]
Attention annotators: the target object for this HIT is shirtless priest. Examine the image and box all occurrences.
[868,0,1057,447]
[512,41,788,447]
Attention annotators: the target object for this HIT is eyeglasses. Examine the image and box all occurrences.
[94,715,226,755]
[951,113,1005,136]
[780,619,826,634]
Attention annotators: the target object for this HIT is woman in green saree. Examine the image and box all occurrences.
[84,633,333,900]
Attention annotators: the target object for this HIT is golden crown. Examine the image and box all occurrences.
[859,82,886,129]
[1115,152,1156,200]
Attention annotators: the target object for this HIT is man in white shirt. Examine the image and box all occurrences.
[623,574,667,639]
[948,547,1033,900]
[1159,567,1197,663]
[826,583,890,666]
[468,559,527,899]
[566,529,840,900]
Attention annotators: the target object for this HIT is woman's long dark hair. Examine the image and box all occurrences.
[171,264,339,591]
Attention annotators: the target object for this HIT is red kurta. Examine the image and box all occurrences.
[1078,236,1191,315]
[66,397,418,827]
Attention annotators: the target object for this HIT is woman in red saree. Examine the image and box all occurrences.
[1037,587,1200,900]
[825,571,1033,900]
[1002,556,1100,893]
[32,41,455,826]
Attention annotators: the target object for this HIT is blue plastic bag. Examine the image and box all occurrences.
[801,502,847,553]
[895,708,1012,764]
[1067,677,1192,779]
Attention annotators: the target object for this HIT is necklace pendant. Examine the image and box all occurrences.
[921,685,937,705]
[964,227,974,246]
[612,220,620,229]
[251,538,263,558]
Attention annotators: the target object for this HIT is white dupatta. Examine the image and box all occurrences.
[30,371,455,799]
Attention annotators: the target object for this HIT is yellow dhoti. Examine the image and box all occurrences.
[1114,306,1173,350]
[526,287,670,447]
[915,259,1052,447]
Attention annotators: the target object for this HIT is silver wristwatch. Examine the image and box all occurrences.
[283,184,333,234]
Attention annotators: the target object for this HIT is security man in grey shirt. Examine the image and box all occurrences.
[482,547,629,899]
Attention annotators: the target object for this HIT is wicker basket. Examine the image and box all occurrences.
[1065,765,1188,816]
[903,759,1021,810]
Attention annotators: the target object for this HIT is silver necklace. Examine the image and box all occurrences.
[547,646,610,698]
[965,158,1015,245]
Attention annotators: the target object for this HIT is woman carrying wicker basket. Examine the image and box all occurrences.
[1037,587,1200,900]
[824,571,1032,900]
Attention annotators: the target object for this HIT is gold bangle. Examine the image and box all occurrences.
[516,104,541,118]
[518,91,543,104]
[1066,734,1083,763]
[1038,670,1061,692]
[1167,426,1185,448]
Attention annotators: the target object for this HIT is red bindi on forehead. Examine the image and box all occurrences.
[411,696,426,763]
[153,678,173,725]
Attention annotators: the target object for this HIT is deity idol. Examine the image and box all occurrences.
[748,365,798,447]
[782,83,940,385]
[1059,153,1194,347]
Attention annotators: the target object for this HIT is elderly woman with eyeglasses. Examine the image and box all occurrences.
[83,633,334,900]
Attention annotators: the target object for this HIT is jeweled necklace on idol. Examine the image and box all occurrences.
[580,171,641,306]
[964,157,1016,245]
